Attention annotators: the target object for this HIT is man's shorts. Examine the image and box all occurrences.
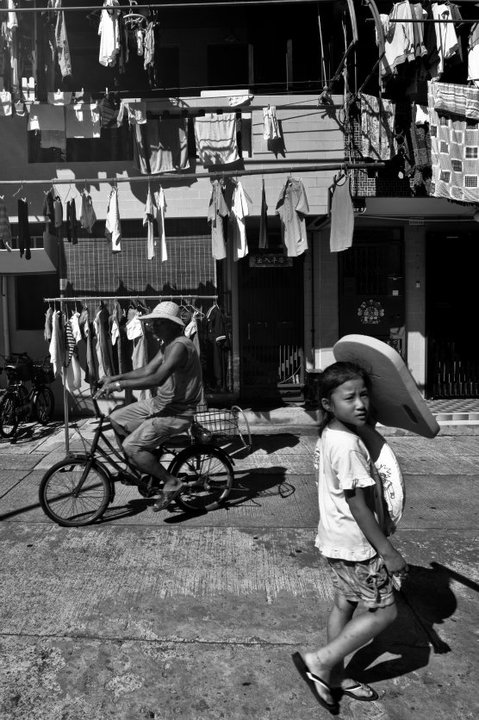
[110,398,193,453]
[327,555,395,608]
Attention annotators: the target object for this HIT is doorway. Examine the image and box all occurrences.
[238,254,304,403]
[426,230,479,397]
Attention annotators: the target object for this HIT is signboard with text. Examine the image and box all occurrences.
[249,253,293,268]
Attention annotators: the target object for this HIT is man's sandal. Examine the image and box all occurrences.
[152,485,184,512]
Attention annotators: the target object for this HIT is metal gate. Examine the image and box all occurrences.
[238,255,304,401]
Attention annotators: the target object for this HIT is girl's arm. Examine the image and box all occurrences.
[345,487,407,574]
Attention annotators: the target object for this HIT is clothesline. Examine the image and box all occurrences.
[0,0,324,12]
[44,294,219,303]
[0,161,385,188]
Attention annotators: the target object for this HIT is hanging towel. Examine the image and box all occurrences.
[134,116,190,174]
[230,181,251,261]
[329,175,354,253]
[28,103,65,132]
[105,187,121,252]
[275,178,309,257]
[207,180,229,260]
[0,198,13,251]
[98,0,121,67]
[80,192,97,233]
[65,102,101,138]
[259,179,269,249]
[194,113,239,166]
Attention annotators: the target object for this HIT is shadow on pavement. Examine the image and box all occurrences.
[346,563,457,682]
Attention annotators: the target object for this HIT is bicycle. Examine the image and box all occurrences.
[0,353,55,440]
[38,394,251,527]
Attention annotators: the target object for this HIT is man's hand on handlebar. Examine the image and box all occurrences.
[94,378,119,399]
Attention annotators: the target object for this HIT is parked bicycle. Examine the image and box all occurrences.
[39,393,251,527]
[0,353,55,440]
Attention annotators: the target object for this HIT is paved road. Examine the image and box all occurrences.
[0,421,478,719]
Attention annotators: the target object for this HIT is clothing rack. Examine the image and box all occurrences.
[0,162,385,188]
[44,292,220,452]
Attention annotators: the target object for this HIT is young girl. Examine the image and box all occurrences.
[292,361,408,713]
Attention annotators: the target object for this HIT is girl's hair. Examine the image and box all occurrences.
[317,361,371,435]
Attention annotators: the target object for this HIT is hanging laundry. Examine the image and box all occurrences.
[105,186,121,253]
[94,304,116,377]
[44,306,53,342]
[43,0,72,83]
[70,310,82,344]
[117,99,147,126]
[429,2,462,80]
[329,174,354,253]
[66,199,78,244]
[360,94,396,161]
[194,113,239,166]
[0,198,13,251]
[0,90,12,117]
[99,91,121,128]
[79,305,98,386]
[428,80,479,203]
[229,180,251,261]
[143,184,167,261]
[47,91,72,106]
[144,19,161,86]
[379,1,424,81]
[28,103,66,151]
[49,310,65,378]
[98,0,121,67]
[43,188,56,234]
[133,116,190,174]
[258,179,269,249]
[207,180,229,260]
[53,195,63,230]
[17,199,31,260]
[65,102,101,139]
[275,178,309,257]
[263,106,280,140]
[80,191,97,233]
[2,0,19,109]
[64,318,82,393]
[433,81,479,120]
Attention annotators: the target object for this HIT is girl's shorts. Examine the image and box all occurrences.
[327,555,395,608]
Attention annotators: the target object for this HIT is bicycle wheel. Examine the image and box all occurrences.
[168,445,234,513]
[39,457,112,527]
[33,386,55,424]
[0,392,19,439]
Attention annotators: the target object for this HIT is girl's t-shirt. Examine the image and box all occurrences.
[315,422,377,562]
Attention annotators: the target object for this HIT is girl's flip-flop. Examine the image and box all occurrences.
[291,652,339,714]
[338,682,379,702]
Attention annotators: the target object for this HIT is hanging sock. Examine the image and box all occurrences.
[329,174,354,253]
[259,179,269,249]
[105,186,121,252]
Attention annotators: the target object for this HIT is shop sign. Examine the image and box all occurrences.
[249,253,293,268]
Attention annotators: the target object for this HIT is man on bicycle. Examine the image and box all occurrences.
[96,301,203,512]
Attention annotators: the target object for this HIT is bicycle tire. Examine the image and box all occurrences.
[33,386,55,424]
[168,445,234,513]
[0,392,19,439]
[39,457,112,527]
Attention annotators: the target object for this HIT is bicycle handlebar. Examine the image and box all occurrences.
[91,383,105,419]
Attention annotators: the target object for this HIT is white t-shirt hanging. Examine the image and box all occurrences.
[230,181,251,261]
[98,0,121,67]
[105,186,121,253]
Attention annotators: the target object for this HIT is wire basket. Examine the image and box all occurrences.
[193,405,252,450]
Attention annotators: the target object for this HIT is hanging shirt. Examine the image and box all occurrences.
[468,22,479,87]
[134,117,190,174]
[207,180,229,260]
[329,175,354,253]
[80,192,97,233]
[259,179,269,250]
[275,179,309,257]
[430,3,461,80]
[66,199,78,244]
[230,181,251,261]
[194,113,239,166]
[0,198,13,251]
[263,106,280,140]
[105,187,121,252]
[143,184,159,261]
[98,0,121,67]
